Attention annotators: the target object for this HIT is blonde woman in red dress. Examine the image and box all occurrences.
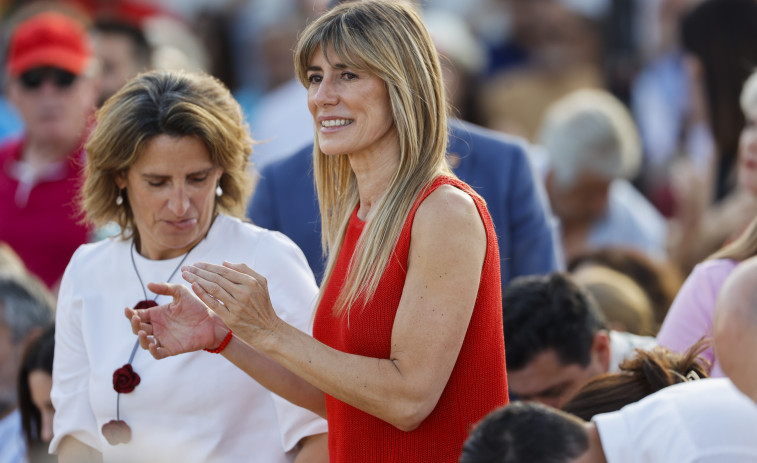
[128,1,508,461]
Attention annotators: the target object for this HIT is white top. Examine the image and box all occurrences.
[51,214,327,463]
[588,179,668,260]
[594,378,757,463]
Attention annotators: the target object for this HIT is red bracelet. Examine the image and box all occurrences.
[204,330,233,354]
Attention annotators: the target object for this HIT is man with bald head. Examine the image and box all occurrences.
[713,256,757,404]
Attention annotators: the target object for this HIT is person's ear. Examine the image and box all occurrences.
[590,330,611,373]
[114,171,128,190]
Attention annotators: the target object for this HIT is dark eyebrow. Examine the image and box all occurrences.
[306,62,349,73]
[141,167,215,180]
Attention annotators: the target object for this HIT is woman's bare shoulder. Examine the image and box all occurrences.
[413,184,484,242]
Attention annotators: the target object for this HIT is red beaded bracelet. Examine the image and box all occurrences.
[204,330,233,354]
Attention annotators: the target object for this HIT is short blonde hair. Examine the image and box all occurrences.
[294,0,453,315]
[81,70,253,237]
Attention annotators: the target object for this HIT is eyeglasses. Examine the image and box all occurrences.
[18,67,77,90]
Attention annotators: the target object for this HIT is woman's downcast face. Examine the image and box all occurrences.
[116,134,223,260]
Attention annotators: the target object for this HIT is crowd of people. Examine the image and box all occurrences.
[0,0,756,462]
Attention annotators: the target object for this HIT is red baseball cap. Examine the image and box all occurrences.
[7,11,93,77]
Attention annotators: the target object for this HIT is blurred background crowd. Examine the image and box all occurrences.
[1,0,757,461]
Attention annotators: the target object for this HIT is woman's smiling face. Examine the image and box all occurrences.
[306,46,397,158]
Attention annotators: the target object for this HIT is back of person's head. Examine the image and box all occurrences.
[568,247,683,328]
[0,242,27,276]
[18,323,55,447]
[681,0,757,160]
[460,402,589,463]
[562,342,709,420]
[503,273,607,371]
[0,272,55,413]
[0,245,55,310]
[571,265,657,336]
[713,255,757,403]
[538,88,641,189]
[82,69,253,234]
[0,272,55,344]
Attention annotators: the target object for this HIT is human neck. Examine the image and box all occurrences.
[573,422,608,463]
[349,147,400,221]
[22,136,80,168]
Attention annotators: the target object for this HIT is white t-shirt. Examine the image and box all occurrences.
[51,214,327,462]
[594,378,757,463]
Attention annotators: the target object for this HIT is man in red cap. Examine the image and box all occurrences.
[0,8,99,292]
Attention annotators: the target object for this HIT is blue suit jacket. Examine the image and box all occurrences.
[248,119,562,288]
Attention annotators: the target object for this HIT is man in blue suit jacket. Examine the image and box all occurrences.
[248,118,563,288]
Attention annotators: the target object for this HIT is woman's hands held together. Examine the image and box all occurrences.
[181,261,284,350]
[124,282,228,359]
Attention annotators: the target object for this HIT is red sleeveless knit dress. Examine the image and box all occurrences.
[313,176,509,462]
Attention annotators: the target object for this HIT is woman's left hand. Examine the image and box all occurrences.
[125,282,225,359]
[181,262,283,347]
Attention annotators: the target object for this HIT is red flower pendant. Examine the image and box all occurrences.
[113,363,141,393]
[103,299,157,445]
[133,299,158,310]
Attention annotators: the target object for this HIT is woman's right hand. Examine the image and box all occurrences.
[125,282,229,359]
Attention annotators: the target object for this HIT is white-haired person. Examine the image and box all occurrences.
[126,1,508,461]
[535,89,667,263]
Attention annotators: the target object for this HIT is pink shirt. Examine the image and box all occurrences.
[657,258,738,377]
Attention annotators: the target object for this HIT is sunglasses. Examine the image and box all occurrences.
[19,67,77,90]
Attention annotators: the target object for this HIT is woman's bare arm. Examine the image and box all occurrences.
[57,436,103,463]
[293,433,329,463]
[184,185,487,430]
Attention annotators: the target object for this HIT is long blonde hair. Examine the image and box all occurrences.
[294,0,453,315]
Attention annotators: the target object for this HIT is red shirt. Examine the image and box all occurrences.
[313,176,508,462]
[0,137,90,288]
